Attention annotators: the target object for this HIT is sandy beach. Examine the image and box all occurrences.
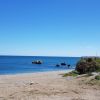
[0,70,100,100]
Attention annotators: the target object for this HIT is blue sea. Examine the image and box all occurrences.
[0,56,80,75]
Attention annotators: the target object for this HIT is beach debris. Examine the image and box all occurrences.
[30,83,34,85]
[32,60,43,64]
[29,82,39,85]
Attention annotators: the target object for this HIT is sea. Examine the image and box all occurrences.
[0,56,80,75]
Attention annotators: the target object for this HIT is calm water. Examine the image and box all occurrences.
[0,56,80,75]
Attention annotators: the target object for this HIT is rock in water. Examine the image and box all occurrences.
[61,62,67,66]
[56,64,60,67]
[32,60,43,64]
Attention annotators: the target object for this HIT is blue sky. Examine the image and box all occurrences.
[0,0,100,56]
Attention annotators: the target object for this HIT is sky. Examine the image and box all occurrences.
[0,0,100,57]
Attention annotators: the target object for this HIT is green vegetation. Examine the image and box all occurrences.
[63,57,100,78]
[85,72,93,77]
[95,75,100,80]
[76,57,100,74]
[87,77,100,86]
[95,58,100,63]
[63,70,79,77]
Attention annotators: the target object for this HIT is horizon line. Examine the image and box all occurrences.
[0,54,82,57]
[0,54,99,58]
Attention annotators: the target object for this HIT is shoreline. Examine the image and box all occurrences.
[0,69,74,76]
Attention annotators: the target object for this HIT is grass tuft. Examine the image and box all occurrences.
[63,70,79,77]
[95,75,100,80]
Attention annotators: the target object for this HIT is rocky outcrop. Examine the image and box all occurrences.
[61,62,67,66]
[56,64,60,67]
[32,60,43,64]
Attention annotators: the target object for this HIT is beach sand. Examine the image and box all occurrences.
[0,70,100,100]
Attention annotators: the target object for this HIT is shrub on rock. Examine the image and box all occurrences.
[76,58,100,74]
